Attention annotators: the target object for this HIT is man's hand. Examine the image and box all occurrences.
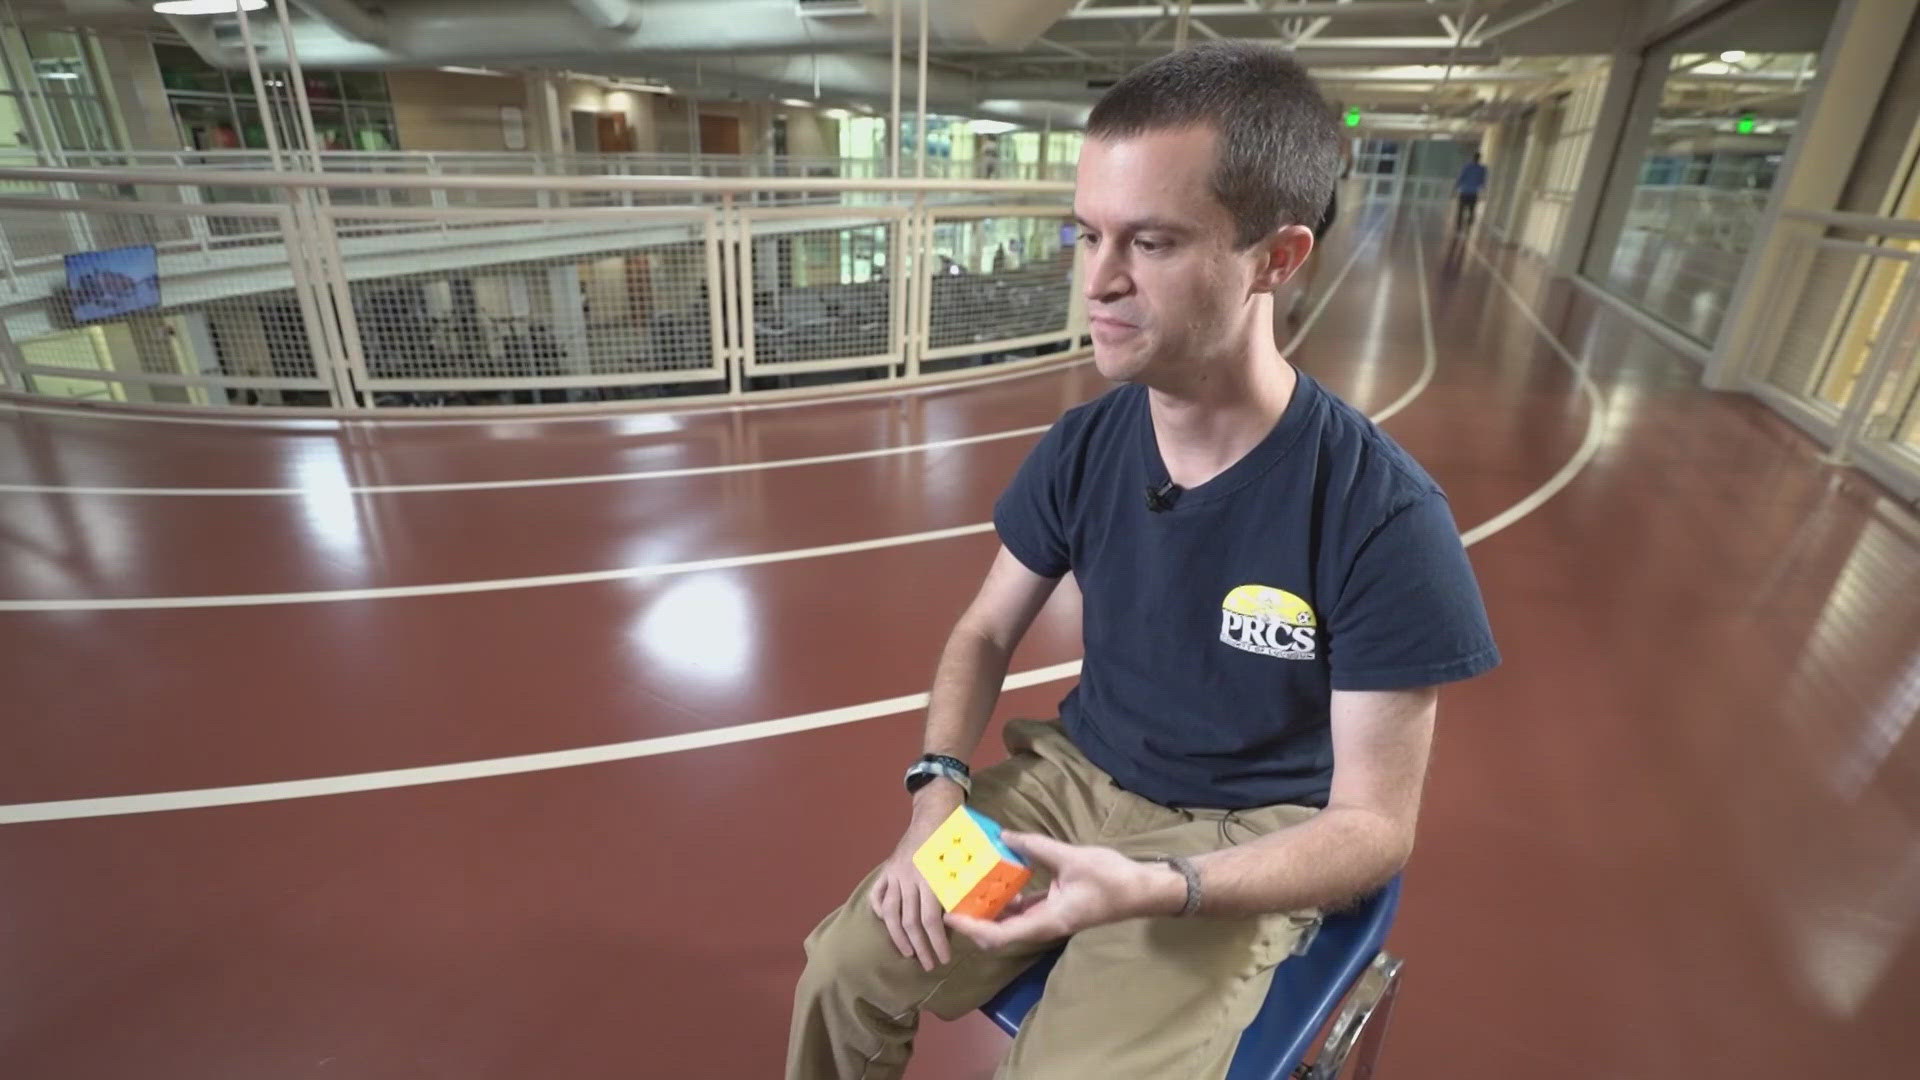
[868,782,965,972]
[944,832,1186,952]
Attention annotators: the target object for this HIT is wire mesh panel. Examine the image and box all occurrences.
[0,165,1084,411]
[328,207,723,396]
[0,198,333,408]
[923,212,1076,361]
[742,214,901,375]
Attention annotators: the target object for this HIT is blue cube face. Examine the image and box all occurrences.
[961,805,1027,868]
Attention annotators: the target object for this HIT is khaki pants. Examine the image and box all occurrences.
[787,720,1320,1080]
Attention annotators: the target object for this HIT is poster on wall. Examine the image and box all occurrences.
[501,105,527,150]
[64,244,161,322]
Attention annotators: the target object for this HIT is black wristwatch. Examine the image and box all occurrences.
[903,754,971,795]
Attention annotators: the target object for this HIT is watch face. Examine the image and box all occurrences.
[905,771,935,794]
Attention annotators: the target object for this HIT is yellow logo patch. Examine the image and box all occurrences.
[1220,585,1318,660]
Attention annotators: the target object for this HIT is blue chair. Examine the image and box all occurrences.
[980,875,1404,1079]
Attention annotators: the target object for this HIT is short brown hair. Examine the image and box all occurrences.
[1086,42,1342,248]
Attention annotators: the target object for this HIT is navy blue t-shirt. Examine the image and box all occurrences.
[993,371,1499,811]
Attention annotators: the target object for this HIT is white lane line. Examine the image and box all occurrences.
[0,662,1086,824]
[1285,206,1387,349]
[0,521,996,613]
[1372,228,1439,427]
[0,353,1096,431]
[1459,241,1607,546]
[0,423,1055,497]
[0,216,1613,825]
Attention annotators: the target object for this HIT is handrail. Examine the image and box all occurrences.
[1780,207,1920,241]
[0,165,1073,196]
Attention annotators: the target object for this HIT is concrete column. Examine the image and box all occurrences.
[92,33,177,151]
[1576,43,1670,289]
[1553,52,1647,278]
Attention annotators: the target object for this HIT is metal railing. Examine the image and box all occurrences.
[0,149,1077,184]
[1745,209,1920,503]
[0,164,1084,413]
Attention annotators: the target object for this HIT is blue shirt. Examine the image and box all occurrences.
[1457,162,1488,194]
[993,373,1499,810]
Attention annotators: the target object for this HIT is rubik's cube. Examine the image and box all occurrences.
[911,805,1033,920]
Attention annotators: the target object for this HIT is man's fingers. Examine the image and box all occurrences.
[871,876,914,960]
[947,905,1057,952]
[999,831,1075,867]
[895,884,936,971]
[946,912,1018,951]
[1001,890,1044,917]
[915,883,952,967]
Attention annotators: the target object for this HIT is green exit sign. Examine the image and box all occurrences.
[1736,113,1756,134]
[1344,107,1362,127]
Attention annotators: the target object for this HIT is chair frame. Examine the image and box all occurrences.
[1288,951,1403,1079]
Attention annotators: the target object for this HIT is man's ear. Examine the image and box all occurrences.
[1251,223,1316,294]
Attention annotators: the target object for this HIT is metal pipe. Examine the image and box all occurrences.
[235,1,286,169]
[0,163,1076,195]
[1432,0,1476,100]
[915,0,928,180]
[1174,0,1194,51]
[890,0,901,178]
[1472,0,1586,43]
[274,0,326,168]
[1070,2,1465,18]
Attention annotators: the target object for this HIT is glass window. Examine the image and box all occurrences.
[339,71,387,103]
[1584,0,1838,344]
[149,41,400,153]
[155,43,228,94]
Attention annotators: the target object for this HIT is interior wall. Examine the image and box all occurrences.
[602,90,660,154]
[653,94,696,154]
[779,107,838,159]
[387,69,534,152]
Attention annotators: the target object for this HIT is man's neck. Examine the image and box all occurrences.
[1146,328,1298,490]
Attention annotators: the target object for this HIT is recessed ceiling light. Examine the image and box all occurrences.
[153,0,267,14]
[1719,50,1747,63]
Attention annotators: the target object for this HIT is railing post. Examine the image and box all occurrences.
[0,316,25,393]
[907,195,928,379]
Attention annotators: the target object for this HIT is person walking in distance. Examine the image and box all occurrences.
[1455,152,1489,230]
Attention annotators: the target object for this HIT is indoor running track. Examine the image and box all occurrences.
[3,208,1918,1080]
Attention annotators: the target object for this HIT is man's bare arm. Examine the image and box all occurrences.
[1153,686,1435,916]
[946,686,1437,949]
[918,545,1064,767]
[868,545,1061,970]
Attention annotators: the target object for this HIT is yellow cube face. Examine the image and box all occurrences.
[910,804,1030,918]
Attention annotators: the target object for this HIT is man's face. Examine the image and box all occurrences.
[1072,125,1274,386]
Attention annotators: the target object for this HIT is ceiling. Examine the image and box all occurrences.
[11,0,1845,132]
